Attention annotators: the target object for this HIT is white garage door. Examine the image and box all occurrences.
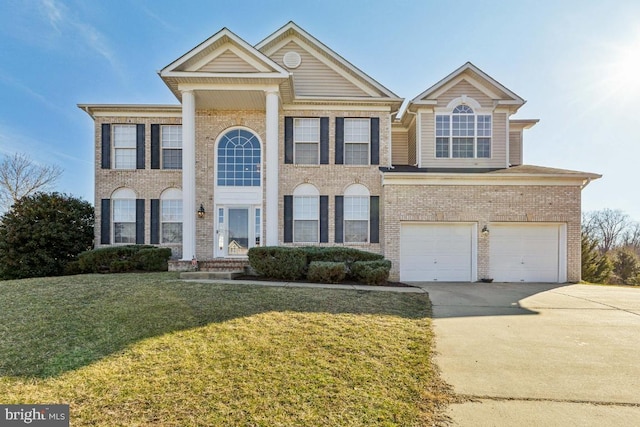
[400,223,475,282]
[490,223,566,283]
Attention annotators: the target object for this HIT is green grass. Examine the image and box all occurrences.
[0,272,452,426]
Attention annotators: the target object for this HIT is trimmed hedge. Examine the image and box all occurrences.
[302,246,384,264]
[248,246,391,284]
[68,245,172,274]
[247,246,307,280]
[351,260,392,286]
[307,261,347,284]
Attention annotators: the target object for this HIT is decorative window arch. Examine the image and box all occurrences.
[111,188,136,244]
[160,188,182,244]
[436,98,492,159]
[216,128,261,186]
[293,183,319,243]
[343,184,370,243]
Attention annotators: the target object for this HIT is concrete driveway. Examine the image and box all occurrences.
[415,282,640,426]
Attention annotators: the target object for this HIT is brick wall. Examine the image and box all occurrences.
[382,184,582,282]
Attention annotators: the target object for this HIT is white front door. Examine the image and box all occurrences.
[216,206,261,257]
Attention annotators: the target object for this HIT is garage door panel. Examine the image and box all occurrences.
[400,223,474,282]
[490,224,562,283]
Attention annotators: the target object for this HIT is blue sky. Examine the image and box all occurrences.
[0,0,638,219]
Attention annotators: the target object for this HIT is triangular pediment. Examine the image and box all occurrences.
[256,22,402,102]
[162,28,288,75]
[409,62,525,111]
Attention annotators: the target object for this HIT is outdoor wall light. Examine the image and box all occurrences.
[481,225,490,237]
[197,204,206,219]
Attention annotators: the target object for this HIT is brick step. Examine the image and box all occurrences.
[198,259,250,272]
[180,271,244,280]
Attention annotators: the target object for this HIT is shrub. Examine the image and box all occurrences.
[351,260,392,286]
[248,246,307,280]
[307,261,346,284]
[302,246,383,264]
[0,192,94,279]
[137,248,172,271]
[75,245,171,274]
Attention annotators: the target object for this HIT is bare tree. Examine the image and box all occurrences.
[621,221,640,251]
[0,153,63,212]
[584,209,630,253]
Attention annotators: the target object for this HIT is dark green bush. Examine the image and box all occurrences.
[302,246,383,264]
[75,245,171,274]
[307,261,346,284]
[248,246,307,280]
[351,260,392,285]
[137,248,172,271]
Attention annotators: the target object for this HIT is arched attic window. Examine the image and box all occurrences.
[436,102,491,159]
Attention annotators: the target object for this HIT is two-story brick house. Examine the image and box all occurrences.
[79,22,600,282]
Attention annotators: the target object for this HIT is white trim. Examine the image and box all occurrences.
[161,27,288,76]
[431,75,502,102]
[382,174,591,187]
[185,43,272,73]
[111,187,136,199]
[283,104,391,112]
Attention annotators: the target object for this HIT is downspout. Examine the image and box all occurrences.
[388,109,399,169]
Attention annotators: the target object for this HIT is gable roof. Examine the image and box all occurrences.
[256,21,403,107]
[406,62,525,114]
[159,27,291,101]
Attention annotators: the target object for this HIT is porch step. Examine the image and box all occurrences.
[180,270,244,280]
[198,259,250,272]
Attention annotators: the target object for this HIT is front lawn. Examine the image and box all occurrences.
[0,272,452,426]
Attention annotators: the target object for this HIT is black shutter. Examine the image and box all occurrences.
[284,195,293,243]
[100,199,111,244]
[150,199,160,244]
[335,196,344,243]
[320,195,328,243]
[370,118,380,165]
[136,124,145,169]
[284,117,293,164]
[320,117,329,164]
[335,117,344,164]
[151,124,160,169]
[370,196,379,244]
[101,124,111,169]
[136,199,145,244]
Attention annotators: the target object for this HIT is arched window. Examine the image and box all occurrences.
[217,129,261,186]
[343,184,370,243]
[436,102,491,158]
[161,188,182,244]
[293,183,319,243]
[112,188,136,244]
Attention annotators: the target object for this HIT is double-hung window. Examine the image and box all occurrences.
[436,105,491,158]
[113,199,136,243]
[293,195,319,243]
[113,125,137,169]
[161,199,182,243]
[293,118,320,164]
[161,125,182,169]
[344,195,369,243]
[344,118,370,165]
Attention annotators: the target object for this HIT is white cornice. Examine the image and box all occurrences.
[382,172,596,187]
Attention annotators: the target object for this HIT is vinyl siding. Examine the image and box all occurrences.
[270,41,369,97]
[509,130,522,166]
[197,49,261,73]
[419,110,507,168]
[436,80,493,108]
[391,127,409,165]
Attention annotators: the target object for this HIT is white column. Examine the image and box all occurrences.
[265,89,279,246]
[181,90,196,260]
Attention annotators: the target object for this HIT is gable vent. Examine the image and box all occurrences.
[283,51,301,69]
